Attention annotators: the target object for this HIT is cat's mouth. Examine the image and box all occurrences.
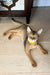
[30,37,36,40]
[28,38,37,44]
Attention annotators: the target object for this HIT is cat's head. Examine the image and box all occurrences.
[27,27,43,43]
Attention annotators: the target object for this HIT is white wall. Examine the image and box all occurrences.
[33,0,50,7]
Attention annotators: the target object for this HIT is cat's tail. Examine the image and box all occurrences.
[11,18,28,26]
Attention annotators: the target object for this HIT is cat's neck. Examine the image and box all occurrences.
[28,38,37,44]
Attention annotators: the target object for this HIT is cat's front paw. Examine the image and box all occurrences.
[43,50,48,54]
[32,63,37,67]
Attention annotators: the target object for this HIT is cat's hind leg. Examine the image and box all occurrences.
[8,32,21,40]
[3,30,10,36]
[3,29,21,36]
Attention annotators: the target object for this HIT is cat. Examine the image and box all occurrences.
[3,18,48,67]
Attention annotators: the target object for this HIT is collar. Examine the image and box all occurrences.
[28,38,37,44]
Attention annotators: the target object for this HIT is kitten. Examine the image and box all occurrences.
[3,19,48,67]
[26,27,48,67]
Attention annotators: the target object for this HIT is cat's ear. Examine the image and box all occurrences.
[37,28,43,35]
[27,27,31,33]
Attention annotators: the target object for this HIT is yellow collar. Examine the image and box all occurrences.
[28,38,36,44]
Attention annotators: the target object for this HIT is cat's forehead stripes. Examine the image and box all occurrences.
[27,26,36,35]
[29,27,36,35]
[31,29,36,35]
[32,31,36,35]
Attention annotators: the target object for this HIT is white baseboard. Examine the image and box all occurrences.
[33,0,50,7]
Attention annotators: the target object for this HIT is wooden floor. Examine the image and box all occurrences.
[0,7,50,75]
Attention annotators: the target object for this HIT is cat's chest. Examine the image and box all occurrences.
[27,41,37,49]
